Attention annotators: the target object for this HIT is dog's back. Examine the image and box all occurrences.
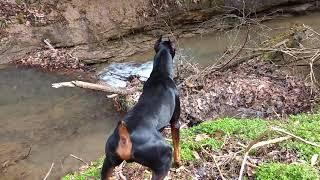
[124,37,177,130]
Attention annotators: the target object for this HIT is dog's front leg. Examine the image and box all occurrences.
[170,95,181,166]
[100,155,122,180]
[151,171,169,180]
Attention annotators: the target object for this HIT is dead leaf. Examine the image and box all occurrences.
[212,129,225,140]
[192,151,201,160]
[311,154,318,166]
[195,134,210,142]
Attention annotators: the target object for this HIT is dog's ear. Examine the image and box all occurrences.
[116,121,132,160]
[154,35,162,52]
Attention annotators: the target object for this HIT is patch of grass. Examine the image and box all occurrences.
[255,163,319,180]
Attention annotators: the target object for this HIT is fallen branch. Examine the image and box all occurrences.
[238,124,320,180]
[52,80,135,95]
[43,162,54,180]
[238,136,292,180]
[251,136,292,149]
[221,52,261,71]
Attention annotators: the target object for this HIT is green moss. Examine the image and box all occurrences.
[180,118,268,161]
[16,13,26,24]
[260,23,306,61]
[0,19,8,29]
[189,118,268,139]
[276,113,320,160]
[62,112,320,179]
[255,163,319,180]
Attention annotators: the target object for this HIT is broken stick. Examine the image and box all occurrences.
[52,80,135,95]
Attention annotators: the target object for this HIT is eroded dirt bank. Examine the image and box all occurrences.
[1,0,320,65]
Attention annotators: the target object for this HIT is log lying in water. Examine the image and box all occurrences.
[52,80,134,95]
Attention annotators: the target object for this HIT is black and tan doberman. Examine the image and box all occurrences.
[101,37,180,180]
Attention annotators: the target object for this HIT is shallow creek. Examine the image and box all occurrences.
[0,12,320,180]
[99,13,320,86]
[0,66,120,179]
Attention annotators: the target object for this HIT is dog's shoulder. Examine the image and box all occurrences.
[144,75,176,89]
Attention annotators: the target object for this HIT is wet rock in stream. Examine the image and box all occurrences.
[98,61,153,88]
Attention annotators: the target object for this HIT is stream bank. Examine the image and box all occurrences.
[1,0,320,66]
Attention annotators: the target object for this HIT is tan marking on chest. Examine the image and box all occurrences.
[116,121,132,160]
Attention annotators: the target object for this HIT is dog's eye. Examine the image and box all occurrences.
[120,137,127,145]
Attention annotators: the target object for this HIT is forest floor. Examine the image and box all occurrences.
[62,112,320,180]
[62,25,320,179]
[2,1,320,179]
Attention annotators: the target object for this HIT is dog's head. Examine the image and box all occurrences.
[154,36,176,58]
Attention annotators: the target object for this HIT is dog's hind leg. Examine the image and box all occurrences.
[170,95,181,166]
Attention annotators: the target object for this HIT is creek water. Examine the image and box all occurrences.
[99,13,320,86]
[1,12,320,180]
[0,66,120,180]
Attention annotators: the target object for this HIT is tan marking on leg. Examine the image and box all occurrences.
[171,124,181,166]
[116,121,132,160]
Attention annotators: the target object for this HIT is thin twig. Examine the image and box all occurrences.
[238,152,249,180]
[304,24,320,37]
[219,28,250,71]
[43,162,55,180]
[70,154,89,166]
[271,126,320,148]
[251,136,292,149]
[21,146,32,160]
[43,39,56,50]
[200,146,226,180]
[213,155,226,180]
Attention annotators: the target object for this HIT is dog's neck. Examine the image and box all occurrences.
[151,47,173,78]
